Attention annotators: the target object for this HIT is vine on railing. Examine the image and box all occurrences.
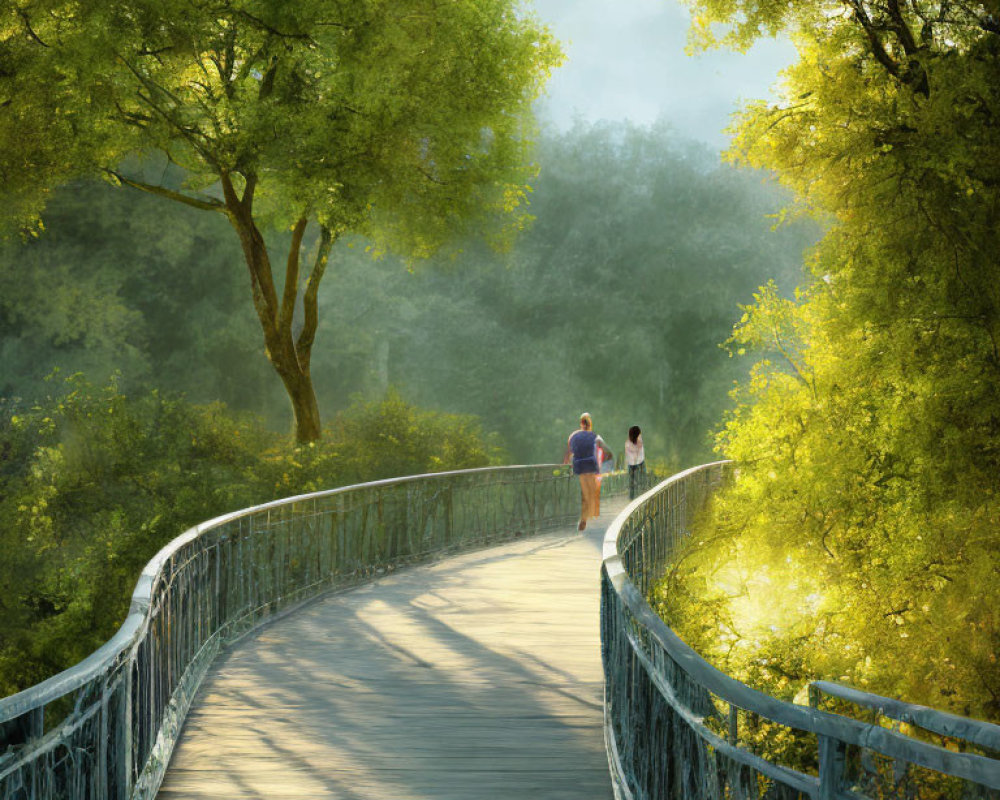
[0,464,588,800]
[601,462,1000,800]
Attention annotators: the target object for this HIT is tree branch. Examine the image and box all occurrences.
[417,165,449,185]
[259,59,278,100]
[136,46,173,59]
[296,225,335,365]
[116,53,221,166]
[16,8,50,48]
[242,174,257,209]
[886,0,932,94]
[770,323,815,396]
[887,0,920,54]
[112,99,154,128]
[280,217,308,331]
[219,171,240,211]
[220,171,281,332]
[847,0,904,78]
[104,169,227,212]
[232,9,312,41]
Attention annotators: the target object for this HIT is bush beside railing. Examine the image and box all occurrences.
[0,464,594,800]
[601,462,1000,800]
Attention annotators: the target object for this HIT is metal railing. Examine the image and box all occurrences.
[0,464,594,800]
[601,462,1000,800]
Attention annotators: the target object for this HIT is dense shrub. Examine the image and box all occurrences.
[0,377,501,697]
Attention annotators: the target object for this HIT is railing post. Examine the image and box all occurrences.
[123,655,134,798]
[812,684,847,800]
[818,734,847,800]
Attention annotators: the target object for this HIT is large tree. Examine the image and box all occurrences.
[0,0,560,441]
[659,0,1000,719]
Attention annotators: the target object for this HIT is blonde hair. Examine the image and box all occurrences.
[579,412,593,430]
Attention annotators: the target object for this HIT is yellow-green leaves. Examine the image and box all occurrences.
[670,0,1000,728]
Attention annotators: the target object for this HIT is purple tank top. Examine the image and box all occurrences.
[570,430,599,474]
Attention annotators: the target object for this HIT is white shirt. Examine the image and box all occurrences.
[624,436,644,466]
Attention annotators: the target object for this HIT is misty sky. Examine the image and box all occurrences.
[530,0,796,149]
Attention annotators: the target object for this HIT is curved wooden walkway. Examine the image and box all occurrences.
[157,498,626,800]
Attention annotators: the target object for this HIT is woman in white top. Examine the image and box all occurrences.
[625,425,645,499]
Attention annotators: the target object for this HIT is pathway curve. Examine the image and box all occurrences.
[156,498,626,800]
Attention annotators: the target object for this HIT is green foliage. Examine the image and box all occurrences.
[0,179,268,407]
[2,0,560,244]
[659,0,1000,729]
[0,122,814,467]
[0,376,500,697]
[328,390,504,484]
[1,0,562,441]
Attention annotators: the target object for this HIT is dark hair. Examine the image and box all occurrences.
[628,425,641,444]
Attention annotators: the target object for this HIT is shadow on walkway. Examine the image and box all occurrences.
[157,499,626,800]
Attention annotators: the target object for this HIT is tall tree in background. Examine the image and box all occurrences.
[0,0,560,441]
[663,0,1000,714]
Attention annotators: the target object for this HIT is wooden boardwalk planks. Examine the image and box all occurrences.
[156,499,626,800]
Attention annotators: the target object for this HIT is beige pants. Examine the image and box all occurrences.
[578,473,601,522]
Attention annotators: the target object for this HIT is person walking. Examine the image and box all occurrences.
[565,412,610,530]
[625,425,646,500]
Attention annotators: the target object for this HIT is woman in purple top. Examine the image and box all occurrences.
[564,412,611,530]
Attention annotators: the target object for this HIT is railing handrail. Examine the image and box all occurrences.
[809,680,1000,752]
[601,462,1000,793]
[0,463,561,720]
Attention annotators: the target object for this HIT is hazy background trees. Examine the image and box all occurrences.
[1,121,813,467]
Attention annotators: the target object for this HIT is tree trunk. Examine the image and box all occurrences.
[220,177,332,443]
[118,172,335,443]
[280,369,323,443]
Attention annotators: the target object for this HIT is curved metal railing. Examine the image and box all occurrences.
[0,464,594,800]
[601,462,1000,800]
